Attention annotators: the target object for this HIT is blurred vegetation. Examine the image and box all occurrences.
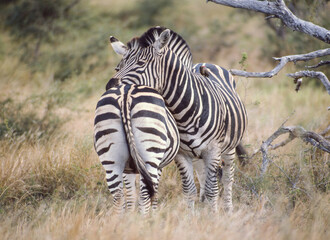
[0,97,61,143]
[0,0,112,81]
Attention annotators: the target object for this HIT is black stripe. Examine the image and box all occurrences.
[146,161,158,169]
[137,127,167,141]
[132,110,166,123]
[95,129,118,143]
[146,147,165,154]
[101,160,115,165]
[107,174,119,182]
[108,181,121,191]
[130,95,164,109]
[96,96,120,109]
[94,112,120,125]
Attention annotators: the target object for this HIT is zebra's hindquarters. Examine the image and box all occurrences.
[94,84,179,214]
[94,87,130,214]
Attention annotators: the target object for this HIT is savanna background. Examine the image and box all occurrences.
[0,0,329,239]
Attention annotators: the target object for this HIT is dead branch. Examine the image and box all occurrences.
[320,125,330,136]
[207,0,330,93]
[229,48,330,93]
[207,0,330,43]
[287,70,330,94]
[229,48,330,78]
[306,60,330,69]
[259,125,330,177]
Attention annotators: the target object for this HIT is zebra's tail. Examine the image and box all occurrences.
[121,92,155,198]
[236,142,248,166]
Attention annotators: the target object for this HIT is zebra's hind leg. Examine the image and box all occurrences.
[101,156,126,215]
[139,164,160,215]
[202,150,221,212]
[138,176,152,215]
[105,168,125,215]
[151,169,162,211]
[175,153,197,210]
[221,149,236,213]
[123,173,137,212]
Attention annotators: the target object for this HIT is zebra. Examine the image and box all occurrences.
[94,83,180,214]
[108,27,247,212]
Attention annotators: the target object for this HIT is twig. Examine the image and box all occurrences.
[306,60,330,69]
[270,132,295,150]
[270,159,311,199]
[320,125,330,136]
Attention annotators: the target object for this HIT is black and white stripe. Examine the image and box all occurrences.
[109,27,247,212]
[94,84,179,214]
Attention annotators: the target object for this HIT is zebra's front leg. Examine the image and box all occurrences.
[221,149,235,213]
[123,173,137,212]
[193,159,206,202]
[175,153,197,210]
[202,150,221,212]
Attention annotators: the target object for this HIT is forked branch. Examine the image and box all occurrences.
[207,0,330,93]
[230,48,330,78]
[229,48,330,93]
[259,125,330,176]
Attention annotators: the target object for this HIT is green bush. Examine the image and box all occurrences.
[3,0,83,63]
[0,97,62,142]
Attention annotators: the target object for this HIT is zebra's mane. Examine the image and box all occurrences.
[127,26,193,69]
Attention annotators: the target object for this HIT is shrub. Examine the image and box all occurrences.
[0,97,62,142]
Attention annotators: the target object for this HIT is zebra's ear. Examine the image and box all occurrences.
[110,36,128,56]
[154,29,171,52]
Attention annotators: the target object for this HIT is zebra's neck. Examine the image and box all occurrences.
[161,52,211,118]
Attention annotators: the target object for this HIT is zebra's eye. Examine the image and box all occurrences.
[115,60,125,71]
[136,60,146,66]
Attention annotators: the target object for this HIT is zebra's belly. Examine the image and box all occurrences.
[178,131,216,157]
[178,127,242,158]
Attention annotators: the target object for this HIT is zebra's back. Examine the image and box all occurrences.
[192,63,247,154]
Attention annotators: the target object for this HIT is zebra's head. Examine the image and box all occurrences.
[108,27,193,93]
[108,28,171,91]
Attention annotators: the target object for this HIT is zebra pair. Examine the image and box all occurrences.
[106,27,247,212]
[94,28,199,214]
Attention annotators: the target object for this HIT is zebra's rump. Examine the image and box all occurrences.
[94,84,180,171]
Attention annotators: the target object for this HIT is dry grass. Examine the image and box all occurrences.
[0,194,329,240]
[0,0,329,239]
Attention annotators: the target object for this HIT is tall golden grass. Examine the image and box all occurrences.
[0,0,329,239]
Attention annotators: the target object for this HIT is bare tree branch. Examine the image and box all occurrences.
[306,60,330,69]
[230,48,330,78]
[287,70,330,94]
[230,49,330,93]
[207,0,330,43]
[259,125,330,176]
[320,125,330,136]
[270,132,295,150]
